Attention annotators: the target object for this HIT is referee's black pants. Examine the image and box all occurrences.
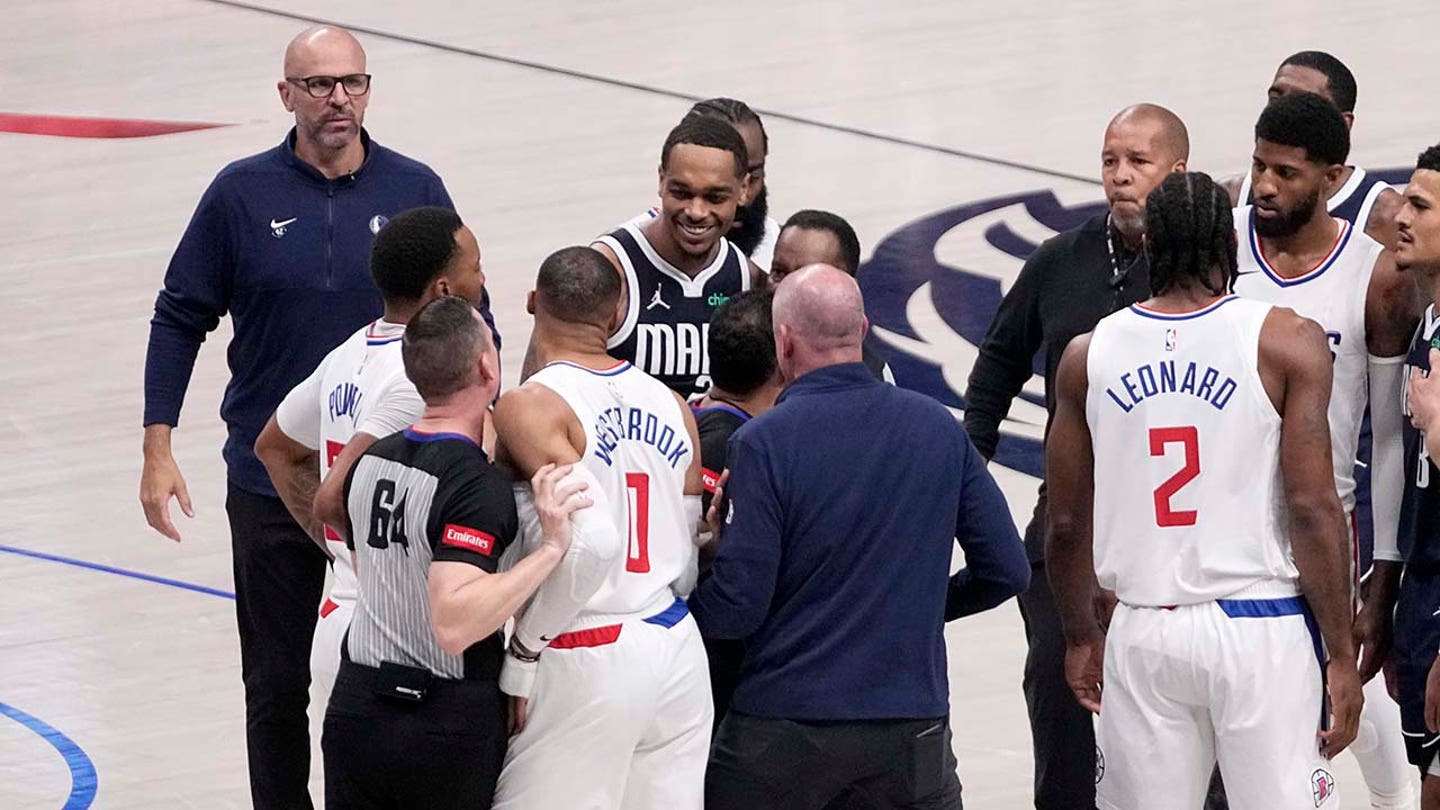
[323,661,508,809]
[226,483,329,810]
[706,711,963,810]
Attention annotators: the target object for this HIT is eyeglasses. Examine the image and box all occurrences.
[286,74,372,99]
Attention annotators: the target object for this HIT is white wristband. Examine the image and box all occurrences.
[499,652,538,698]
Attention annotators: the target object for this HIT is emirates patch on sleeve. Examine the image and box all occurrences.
[442,524,495,557]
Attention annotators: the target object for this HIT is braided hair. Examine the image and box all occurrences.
[687,97,768,153]
[1144,172,1238,297]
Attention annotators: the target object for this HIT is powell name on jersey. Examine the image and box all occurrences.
[597,222,751,398]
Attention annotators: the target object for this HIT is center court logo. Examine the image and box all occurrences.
[855,168,1412,479]
[857,190,1107,478]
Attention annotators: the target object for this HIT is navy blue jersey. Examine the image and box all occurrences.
[597,223,751,398]
[1400,306,1440,568]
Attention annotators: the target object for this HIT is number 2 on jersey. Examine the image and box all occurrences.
[625,472,651,573]
[1149,426,1200,527]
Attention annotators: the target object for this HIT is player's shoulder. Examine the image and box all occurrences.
[1024,214,1105,269]
[363,427,413,462]
[314,323,372,372]
[213,143,289,185]
[496,379,568,419]
[693,404,748,437]
[1346,222,1384,261]
[365,140,443,182]
[1260,304,1328,353]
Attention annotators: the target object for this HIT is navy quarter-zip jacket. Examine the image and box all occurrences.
[689,363,1030,720]
[144,129,495,496]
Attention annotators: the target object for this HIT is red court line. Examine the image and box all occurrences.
[0,113,230,139]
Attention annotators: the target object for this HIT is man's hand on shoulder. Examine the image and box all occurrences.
[493,384,583,479]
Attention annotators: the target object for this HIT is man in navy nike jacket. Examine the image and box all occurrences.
[691,264,1029,810]
[139,26,493,809]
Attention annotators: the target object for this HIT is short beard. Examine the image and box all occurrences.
[1109,207,1145,243]
[1253,188,1321,239]
[729,184,769,256]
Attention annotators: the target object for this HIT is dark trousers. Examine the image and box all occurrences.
[226,483,329,810]
[323,661,507,809]
[706,711,964,810]
[1019,557,1098,810]
[705,636,745,732]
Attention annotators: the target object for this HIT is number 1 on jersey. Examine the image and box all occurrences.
[625,472,651,573]
[1149,426,1200,527]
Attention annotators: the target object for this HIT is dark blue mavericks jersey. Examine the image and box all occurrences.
[597,222,751,398]
[1400,305,1440,568]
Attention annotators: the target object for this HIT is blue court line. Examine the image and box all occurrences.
[196,0,1102,187]
[0,701,98,809]
[0,544,235,600]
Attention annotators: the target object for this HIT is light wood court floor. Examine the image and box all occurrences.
[2,1,1437,806]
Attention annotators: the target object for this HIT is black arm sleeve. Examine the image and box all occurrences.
[426,457,518,573]
[962,244,1050,460]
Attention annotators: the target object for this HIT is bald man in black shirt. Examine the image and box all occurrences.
[962,104,1189,810]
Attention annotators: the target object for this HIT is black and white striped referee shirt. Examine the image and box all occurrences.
[341,427,518,680]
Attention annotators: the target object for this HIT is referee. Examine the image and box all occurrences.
[962,104,1186,809]
[324,296,589,809]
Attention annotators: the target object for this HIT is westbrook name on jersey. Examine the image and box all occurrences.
[596,222,750,398]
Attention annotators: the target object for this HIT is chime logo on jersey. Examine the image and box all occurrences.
[591,405,691,469]
[1310,768,1334,806]
[634,322,708,385]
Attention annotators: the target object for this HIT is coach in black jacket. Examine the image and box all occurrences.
[962,104,1187,810]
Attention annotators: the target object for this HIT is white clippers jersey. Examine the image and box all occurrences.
[1087,296,1296,606]
[525,359,696,617]
[275,319,423,603]
[1233,207,1381,513]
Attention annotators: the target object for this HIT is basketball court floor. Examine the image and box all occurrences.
[2,0,1437,806]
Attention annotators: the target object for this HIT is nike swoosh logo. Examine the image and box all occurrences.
[270,217,297,230]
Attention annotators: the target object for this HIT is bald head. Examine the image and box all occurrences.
[1101,103,1190,243]
[1107,103,1189,163]
[773,264,867,352]
[283,26,365,76]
